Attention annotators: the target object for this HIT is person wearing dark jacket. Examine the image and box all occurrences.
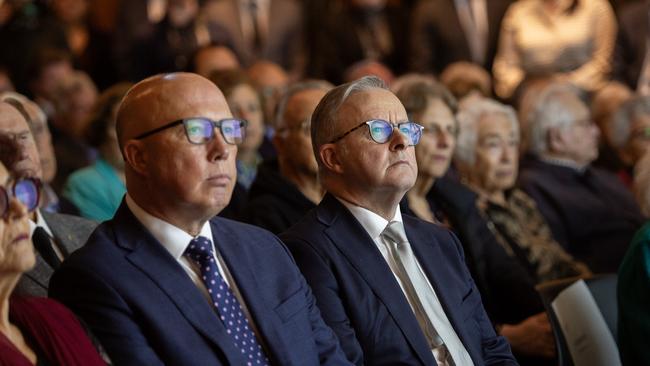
[243,80,332,233]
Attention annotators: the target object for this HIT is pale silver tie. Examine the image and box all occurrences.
[381,221,455,366]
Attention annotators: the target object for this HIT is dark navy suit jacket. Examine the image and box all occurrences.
[49,201,350,366]
[280,194,517,366]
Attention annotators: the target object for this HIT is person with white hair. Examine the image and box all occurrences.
[518,82,644,273]
[455,98,589,284]
[617,149,650,365]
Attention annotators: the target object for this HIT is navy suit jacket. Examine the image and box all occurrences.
[49,201,350,366]
[280,194,517,366]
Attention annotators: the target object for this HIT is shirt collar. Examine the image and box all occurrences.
[538,155,588,173]
[125,194,213,260]
[29,209,54,237]
[336,196,403,241]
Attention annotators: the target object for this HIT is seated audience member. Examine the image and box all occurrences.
[243,80,332,234]
[439,62,492,101]
[455,98,590,282]
[343,59,395,86]
[63,83,133,221]
[408,0,513,75]
[608,96,650,173]
[50,70,99,192]
[395,80,554,361]
[492,0,617,100]
[0,92,69,213]
[0,160,106,366]
[280,76,517,365]
[190,44,241,77]
[0,101,96,296]
[201,0,305,76]
[306,0,409,84]
[49,73,351,365]
[26,48,74,119]
[129,0,233,80]
[210,69,265,190]
[519,82,644,273]
[618,150,650,366]
[591,81,633,179]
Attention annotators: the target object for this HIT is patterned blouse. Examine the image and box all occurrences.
[479,189,590,283]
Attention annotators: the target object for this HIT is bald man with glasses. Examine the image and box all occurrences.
[49,73,351,366]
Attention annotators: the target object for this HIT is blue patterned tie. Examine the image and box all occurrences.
[184,236,270,365]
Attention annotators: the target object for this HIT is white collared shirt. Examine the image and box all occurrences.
[125,194,262,337]
[336,197,474,366]
[29,209,64,261]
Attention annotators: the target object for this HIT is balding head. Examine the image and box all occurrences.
[117,73,231,149]
[119,73,237,235]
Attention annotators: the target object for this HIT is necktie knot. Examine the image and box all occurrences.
[381,221,408,245]
[185,236,215,262]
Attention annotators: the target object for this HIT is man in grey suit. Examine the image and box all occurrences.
[201,0,304,74]
[0,101,96,296]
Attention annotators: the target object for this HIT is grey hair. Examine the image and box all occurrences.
[610,96,650,149]
[0,92,47,133]
[526,82,586,156]
[454,98,519,166]
[311,76,388,165]
[274,80,334,130]
[634,149,650,217]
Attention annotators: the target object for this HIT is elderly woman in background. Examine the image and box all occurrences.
[62,82,133,221]
[396,81,558,361]
[0,158,106,365]
[209,69,264,190]
[492,0,617,100]
[618,150,650,366]
[455,98,590,282]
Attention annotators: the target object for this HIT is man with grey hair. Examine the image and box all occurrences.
[519,82,644,273]
[242,80,333,234]
[281,76,516,365]
[608,95,650,170]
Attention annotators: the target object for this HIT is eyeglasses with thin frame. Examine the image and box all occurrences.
[133,117,248,145]
[0,177,40,218]
[328,119,424,146]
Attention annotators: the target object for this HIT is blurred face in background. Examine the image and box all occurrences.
[468,113,519,197]
[275,88,328,176]
[0,103,41,180]
[226,83,264,153]
[50,0,87,23]
[167,0,198,28]
[555,96,599,166]
[413,97,456,179]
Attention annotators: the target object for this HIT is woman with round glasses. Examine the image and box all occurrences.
[0,161,106,365]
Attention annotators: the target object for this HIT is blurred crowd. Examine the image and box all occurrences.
[2,0,650,365]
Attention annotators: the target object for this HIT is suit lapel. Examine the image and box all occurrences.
[22,253,53,292]
[112,203,243,364]
[404,218,476,358]
[210,221,287,365]
[317,195,435,365]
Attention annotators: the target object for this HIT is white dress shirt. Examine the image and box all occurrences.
[336,197,474,366]
[125,194,263,338]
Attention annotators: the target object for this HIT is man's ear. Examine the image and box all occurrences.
[123,140,148,176]
[547,127,566,154]
[319,144,344,174]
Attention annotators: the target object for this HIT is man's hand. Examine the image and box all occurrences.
[500,312,556,358]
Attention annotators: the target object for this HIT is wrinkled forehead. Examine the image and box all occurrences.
[0,103,29,132]
[339,88,407,127]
